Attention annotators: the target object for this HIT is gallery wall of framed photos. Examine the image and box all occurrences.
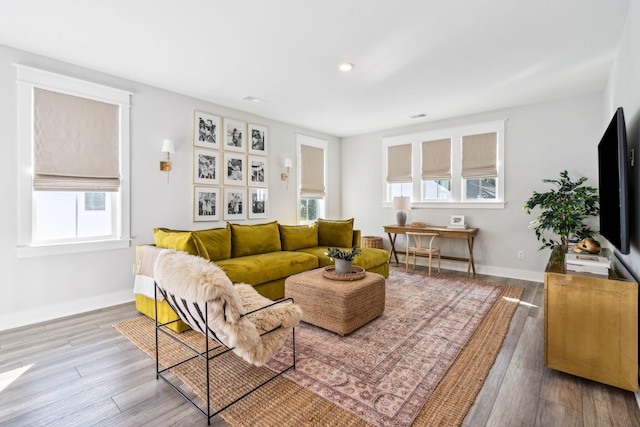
[193,110,269,222]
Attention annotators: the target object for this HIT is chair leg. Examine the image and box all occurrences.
[428,253,432,276]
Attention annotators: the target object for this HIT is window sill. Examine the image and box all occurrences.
[384,201,506,209]
[17,238,132,258]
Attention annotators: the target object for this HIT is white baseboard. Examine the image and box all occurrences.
[0,290,134,331]
[403,258,544,283]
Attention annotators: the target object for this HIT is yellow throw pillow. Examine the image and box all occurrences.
[230,221,281,258]
[192,224,232,261]
[279,223,319,251]
[152,228,198,255]
[317,218,354,247]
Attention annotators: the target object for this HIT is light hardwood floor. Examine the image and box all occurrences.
[0,267,639,426]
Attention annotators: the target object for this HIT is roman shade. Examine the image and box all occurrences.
[33,87,121,191]
[300,144,325,199]
[386,143,412,183]
[421,138,451,180]
[461,132,497,179]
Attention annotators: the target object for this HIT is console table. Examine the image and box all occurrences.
[544,246,638,391]
[384,225,478,277]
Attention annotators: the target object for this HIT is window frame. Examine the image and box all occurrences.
[296,134,328,224]
[15,65,132,257]
[382,120,505,209]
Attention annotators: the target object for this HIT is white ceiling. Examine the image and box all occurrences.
[0,0,630,137]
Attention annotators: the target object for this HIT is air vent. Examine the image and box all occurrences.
[410,113,427,119]
[242,96,263,104]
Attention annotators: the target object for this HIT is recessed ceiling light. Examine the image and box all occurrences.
[242,96,263,104]
[338,62,354,72]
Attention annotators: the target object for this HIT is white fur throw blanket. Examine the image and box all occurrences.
[154,249,302,367]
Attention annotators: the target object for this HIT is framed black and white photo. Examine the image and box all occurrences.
[194,187,220,222]
[248,124,268,155]
[194,111,220,149]
[450,215,465,226]
[248,155,268,187]
[223,118,246,152]
[194,148,219,185]
[224,187,246,220]
[248,188,268,219]
[223,152,246,186]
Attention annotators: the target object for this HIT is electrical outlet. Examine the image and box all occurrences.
[517,250,525,260]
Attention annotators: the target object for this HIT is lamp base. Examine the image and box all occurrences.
[396,211,407,226]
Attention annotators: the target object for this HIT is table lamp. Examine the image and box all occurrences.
[393,196,411,226]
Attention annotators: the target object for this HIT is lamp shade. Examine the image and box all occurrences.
[161,139,175,154]
[393,196,411,211]
[283,158,293,168]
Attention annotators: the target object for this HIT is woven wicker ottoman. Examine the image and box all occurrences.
[284,268,385,336]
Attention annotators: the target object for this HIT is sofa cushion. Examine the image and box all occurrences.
[279,223,319,251]
[231,221,281,258]
[153,228,198,255]
[215,251,318,285]
[192,224,232,261]
[317,218,354,248]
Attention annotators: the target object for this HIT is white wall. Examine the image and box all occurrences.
[342,94,604,282]
[0,44,339,330]
[605,0,640,279]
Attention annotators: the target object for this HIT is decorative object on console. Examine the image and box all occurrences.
[393,196,410,226]
[524,170,599,250]
[572,237,602,254]
[160,139,174,182]
[410,221,427,228]
[281,158,293,188]
[447,215,467,229]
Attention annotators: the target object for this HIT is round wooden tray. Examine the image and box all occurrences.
[322,265,366,281]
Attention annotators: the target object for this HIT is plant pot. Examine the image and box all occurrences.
[335,259,353,274]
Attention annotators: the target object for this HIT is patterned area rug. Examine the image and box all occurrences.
[114,269,523,426]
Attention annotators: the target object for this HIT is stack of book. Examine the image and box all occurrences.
[565,252,610,275]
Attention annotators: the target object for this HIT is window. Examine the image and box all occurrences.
[296,134,327,223]
[16,65,131,256]
[383,120,505,209]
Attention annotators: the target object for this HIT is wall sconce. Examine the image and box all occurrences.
[160,139,175,182]
[281,158,293,188]
[393,196,411,226]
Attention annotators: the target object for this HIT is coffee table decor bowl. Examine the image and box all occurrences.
[322,265,366,281]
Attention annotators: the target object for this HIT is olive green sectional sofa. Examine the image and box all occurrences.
[135,219,389,331]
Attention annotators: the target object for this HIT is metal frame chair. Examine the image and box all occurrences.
[154,270,298,425]
[405,231,441,275]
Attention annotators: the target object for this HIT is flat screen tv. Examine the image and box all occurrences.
[597,107,630,255]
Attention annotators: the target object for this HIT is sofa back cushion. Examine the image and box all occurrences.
[192,224,232,261]
[231,221,281,257]
[317,218,354,247]
[153,228,198,255]
[279,223,319,251]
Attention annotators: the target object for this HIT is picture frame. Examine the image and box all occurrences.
[223,118,246,152]
[194,186,220,222]
[248,124,268,155]
[194,148,220,185]
[224,187,246,220]
[194,111,220,149]
[450,215,465,226]
[223,152,246,186]
[248,155,268,187]
[248,188,269,219]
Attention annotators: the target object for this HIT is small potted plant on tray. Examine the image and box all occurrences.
[326,247,362,274]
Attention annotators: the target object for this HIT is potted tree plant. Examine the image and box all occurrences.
[326,247,362,274]
[523,170,599,250]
